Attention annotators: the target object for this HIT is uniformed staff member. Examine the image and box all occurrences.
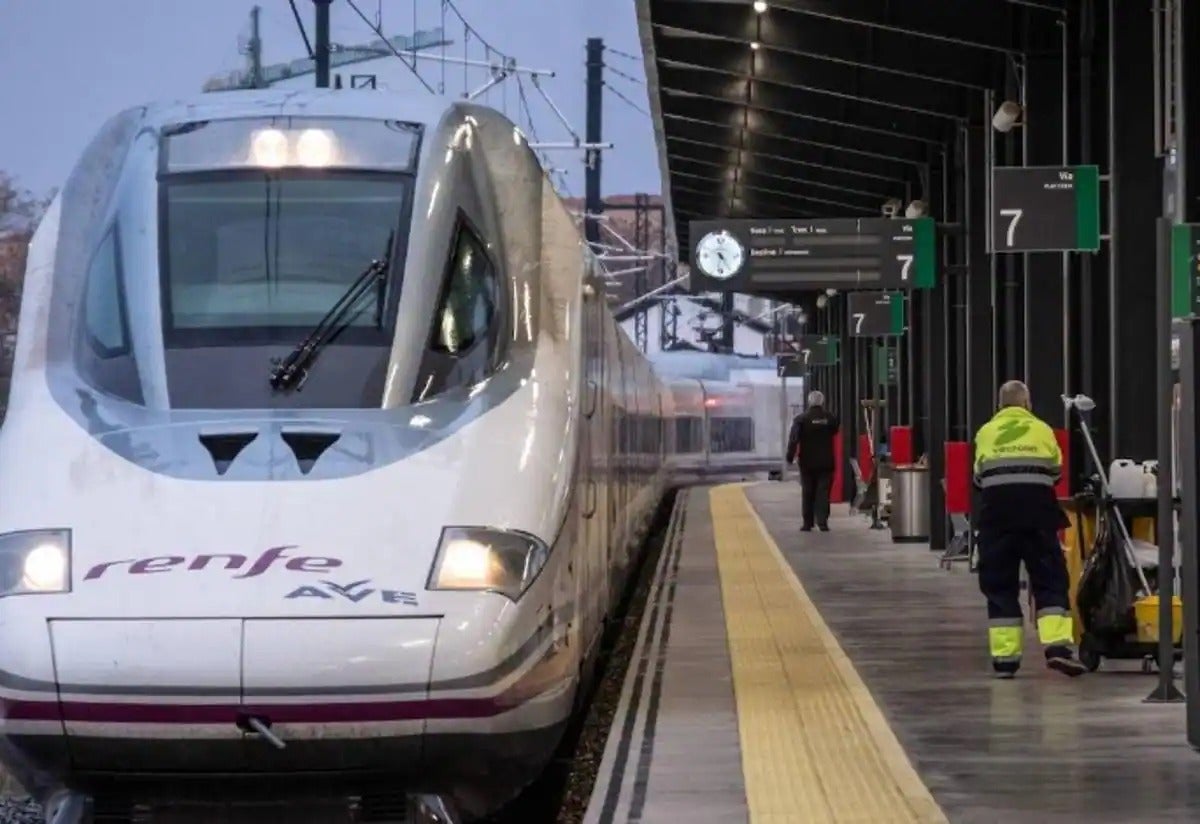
[973,380,1086,678]
[787,390,840,532]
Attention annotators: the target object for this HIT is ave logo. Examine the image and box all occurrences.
[286,579,419,606]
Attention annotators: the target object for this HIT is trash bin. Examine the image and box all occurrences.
[890,464,930,543]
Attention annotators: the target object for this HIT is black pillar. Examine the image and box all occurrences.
[313,0,331,88]
[1108,0,1158,460]
[967,101,995,441]
[1024,16,1068,424]
[584,38,604,248]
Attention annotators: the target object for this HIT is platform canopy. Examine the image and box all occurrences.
[635,0,1069,263]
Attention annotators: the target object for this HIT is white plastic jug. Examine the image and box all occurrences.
[1109,459,1146,499]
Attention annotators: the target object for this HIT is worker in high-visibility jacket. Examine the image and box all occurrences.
[973,380,1086,679]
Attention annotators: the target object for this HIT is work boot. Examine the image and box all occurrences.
[1045,646,1088,677]
[801,525,813,532]
[992,660,1020,679]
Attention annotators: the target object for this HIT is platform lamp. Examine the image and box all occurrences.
[992,100,1024,133]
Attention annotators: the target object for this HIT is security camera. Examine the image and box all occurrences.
[905,199,928,219]
[992,100,1023,133]
[882,198,903,218]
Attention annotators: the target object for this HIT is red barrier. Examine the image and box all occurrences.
[1053,427,1070,500]
[830,431,844,503]
[890,426,914,465]
[944,441,972,514]
[858,434,874,483]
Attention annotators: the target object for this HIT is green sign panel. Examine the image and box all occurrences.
[876,345,899,386]
[991,165,1101,253]
[1172,223,1200,320]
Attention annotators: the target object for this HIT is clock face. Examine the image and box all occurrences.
[695,230,744,280]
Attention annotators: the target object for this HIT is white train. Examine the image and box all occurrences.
[0,89,803,823]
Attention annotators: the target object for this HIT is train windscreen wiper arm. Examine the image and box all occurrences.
[268,233,393,392]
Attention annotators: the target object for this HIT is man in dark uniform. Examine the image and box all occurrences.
[787,390,840,532]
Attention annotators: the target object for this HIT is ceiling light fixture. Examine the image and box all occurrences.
[753,1,768,12]
[750,41,761,50]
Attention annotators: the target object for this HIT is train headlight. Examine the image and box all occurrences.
[427,527,549,601]
[0,530,71,596]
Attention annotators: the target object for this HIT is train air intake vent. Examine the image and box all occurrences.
[197,432,258,475]
[281,431,341,474]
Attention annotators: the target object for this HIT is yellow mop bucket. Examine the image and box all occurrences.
[1134,595,1183,644]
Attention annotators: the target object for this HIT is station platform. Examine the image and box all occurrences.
[584,482,1200,824]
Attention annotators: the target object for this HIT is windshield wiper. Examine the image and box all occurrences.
[268,232,393,392]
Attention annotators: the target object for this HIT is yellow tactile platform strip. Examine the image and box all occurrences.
[710,484,948,824]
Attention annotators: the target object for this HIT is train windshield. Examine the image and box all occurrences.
[160,174,404,346]
[74,116,424,410]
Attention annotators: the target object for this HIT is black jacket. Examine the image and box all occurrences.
[787,407,840,471]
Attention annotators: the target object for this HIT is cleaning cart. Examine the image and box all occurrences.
[1063,394,1184,672]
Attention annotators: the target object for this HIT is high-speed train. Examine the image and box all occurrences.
[0,89,799,823]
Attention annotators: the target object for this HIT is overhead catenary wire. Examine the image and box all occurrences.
[287,0,315,57]
[605,63,644,87]
[605,45,642,63]
[603,81,650,118]
[344,0,438,94]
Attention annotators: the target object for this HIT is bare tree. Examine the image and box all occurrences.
[0,171,53,416]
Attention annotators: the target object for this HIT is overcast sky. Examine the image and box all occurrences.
[0,0,661,199]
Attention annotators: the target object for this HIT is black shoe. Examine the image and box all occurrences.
[818,524,830,532]
[1045,647,1088,678]
[992,660,1020,679]
[801,525,813,532]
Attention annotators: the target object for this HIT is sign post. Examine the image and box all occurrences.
[991,165,1101,253]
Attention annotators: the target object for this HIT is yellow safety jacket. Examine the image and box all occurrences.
[973,406,1067,531]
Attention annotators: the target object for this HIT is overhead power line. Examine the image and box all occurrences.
[604,81,650,118]
[287,0,315,57]
[344,0,438,94]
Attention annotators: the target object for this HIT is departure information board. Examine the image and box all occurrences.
[847,291,905,337]
[991,165,1101,252]
[688,217,936,295]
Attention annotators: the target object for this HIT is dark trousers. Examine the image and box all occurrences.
[977,528,1073,654]
[800,469,833,528]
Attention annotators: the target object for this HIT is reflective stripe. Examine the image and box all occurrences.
[979,474,1056,488]
[977,457,1060,471]
[988,625,1023,659]
[1036,613,1073,647]
[992,654,1022,664]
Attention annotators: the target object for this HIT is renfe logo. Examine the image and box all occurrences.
[83,545,341,581]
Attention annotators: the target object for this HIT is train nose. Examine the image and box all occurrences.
[44,617,439,771]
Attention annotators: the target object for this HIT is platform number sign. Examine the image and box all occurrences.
[992,165,1101,253]
[795,334,838,366]
[777,353,806,378]
[847,291,905,337]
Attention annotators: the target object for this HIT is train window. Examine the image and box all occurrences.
[431,225,496,354]
[411,216,504,402]
[82,228,129,358]
[710,417,754,453]
[675,416,703,453]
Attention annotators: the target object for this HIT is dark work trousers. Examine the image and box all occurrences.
[977,528,1071,623]
[800,469,833,529]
